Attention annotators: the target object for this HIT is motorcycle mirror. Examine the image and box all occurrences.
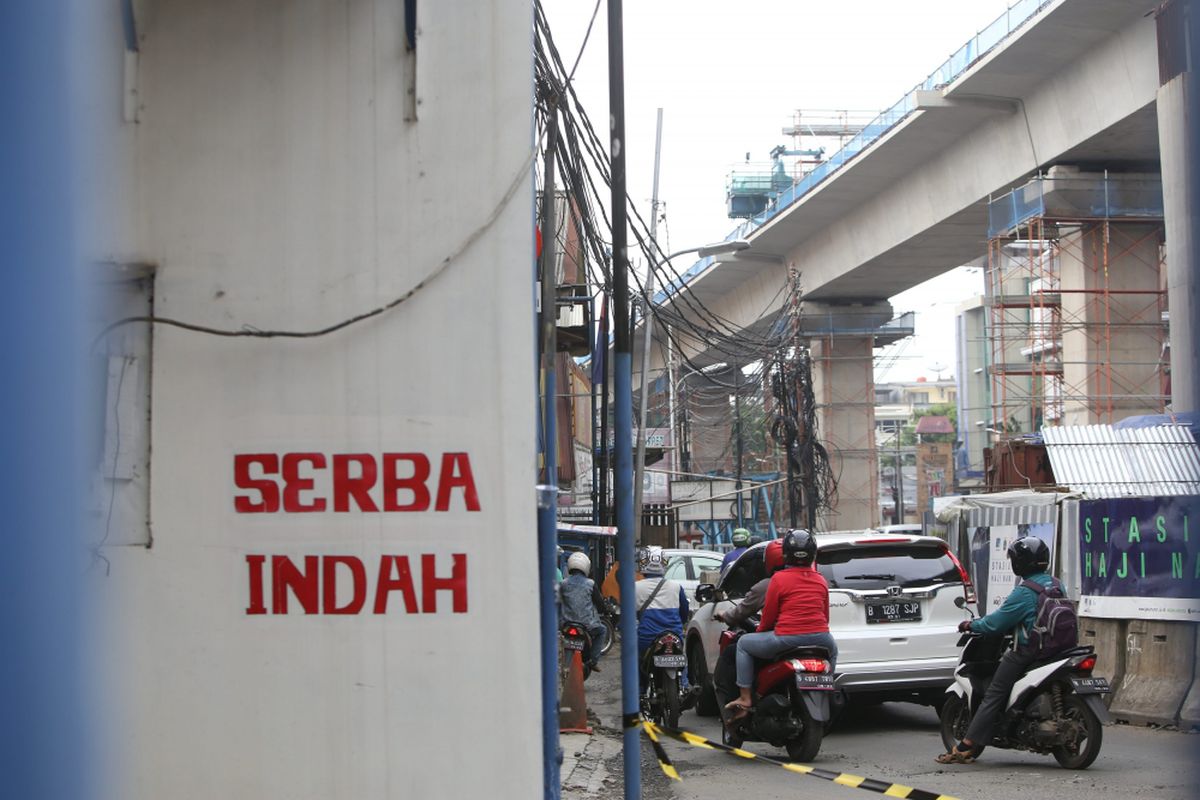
[695,584,716,604]
[954,596,966,609]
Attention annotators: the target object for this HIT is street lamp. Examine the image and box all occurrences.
[633,240,750,542]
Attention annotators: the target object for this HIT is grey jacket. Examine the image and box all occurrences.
[722,577,771,628]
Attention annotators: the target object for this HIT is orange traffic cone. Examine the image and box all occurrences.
[558,649,593,734]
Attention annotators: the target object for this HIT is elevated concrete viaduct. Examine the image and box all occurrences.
[641,0,1193,531]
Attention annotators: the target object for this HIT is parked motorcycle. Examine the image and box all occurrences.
[940,596,1110,769]
[640,630,688,729]
[712,621,833,762]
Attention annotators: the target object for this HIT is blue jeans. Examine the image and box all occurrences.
[734,631,838,689]
[587,623,608,665]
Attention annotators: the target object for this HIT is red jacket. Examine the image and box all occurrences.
[757,565,830,635]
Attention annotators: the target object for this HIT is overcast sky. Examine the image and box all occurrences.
[541,0,1018,381]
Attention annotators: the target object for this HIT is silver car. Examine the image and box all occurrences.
[684,532,976,716]
[661,548,724,607]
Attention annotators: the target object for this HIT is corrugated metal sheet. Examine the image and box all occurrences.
[1042,424,1200,498]
[935,490,1061,527]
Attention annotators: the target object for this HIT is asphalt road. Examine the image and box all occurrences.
[579,643,1200,800]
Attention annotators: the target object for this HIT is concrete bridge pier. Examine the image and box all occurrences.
[1058,221,1166,426]
[802,300,893,531]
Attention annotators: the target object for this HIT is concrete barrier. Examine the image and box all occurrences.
[1108,619,1196,727]
[1078,617,1125,709]
[1177,631,1200,731]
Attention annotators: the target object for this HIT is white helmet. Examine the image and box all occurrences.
[567,551,591,576]
[637,546,667,576]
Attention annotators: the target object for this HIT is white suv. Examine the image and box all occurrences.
[684,532,976,716]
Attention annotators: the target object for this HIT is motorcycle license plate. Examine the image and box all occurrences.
[865,600,921,624]
[562,638,585,651]
[653,654,686,668]
[1070,676,1111,694]
[795,673,835,690]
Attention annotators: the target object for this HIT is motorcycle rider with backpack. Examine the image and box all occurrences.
[937,535,1076,764]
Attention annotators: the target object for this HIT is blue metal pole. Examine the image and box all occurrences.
[614,352,639,797]
[0,4,87,799]
[537,102,562,800]
[607,0,640,796]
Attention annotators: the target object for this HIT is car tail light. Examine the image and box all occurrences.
[1072,655,1097,672]
[791,658,830,674]
[945,548,977,604]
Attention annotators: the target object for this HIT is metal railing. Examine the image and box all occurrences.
[988,174,1165,236]
[755,0,1053,231]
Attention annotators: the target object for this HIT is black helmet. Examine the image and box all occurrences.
[781,529,817,566]
[1007,536,1050,578]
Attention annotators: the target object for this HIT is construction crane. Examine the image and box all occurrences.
[726,144,824,219]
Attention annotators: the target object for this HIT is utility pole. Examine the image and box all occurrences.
[535,90,561,800]
[606,2,641,796]
[633,108,664,542]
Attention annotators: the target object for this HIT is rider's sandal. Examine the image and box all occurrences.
[935,744,977,765]
[723,700,751,725]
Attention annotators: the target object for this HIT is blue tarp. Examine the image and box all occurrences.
[1113,411,1200,443]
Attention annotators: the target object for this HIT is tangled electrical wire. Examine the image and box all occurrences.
[769,348,837,531]
[533,1,789,375]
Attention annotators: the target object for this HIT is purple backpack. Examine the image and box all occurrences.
[1019,578,1077,657]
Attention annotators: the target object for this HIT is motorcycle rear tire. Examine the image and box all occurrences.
[785,698,823,763]
[939,694,969,753]
[721,721,744,750]
[661,671,682,730]
[1051,694,1103,770]
[599,618,615,656]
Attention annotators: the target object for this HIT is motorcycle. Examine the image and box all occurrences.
[640,630,688,729]
[940,596,1110,769]
[712,619,834,762]
[559,621,594,690]
[598,596,619,657]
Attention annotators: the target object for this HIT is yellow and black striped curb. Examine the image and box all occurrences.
[636,718,963,800]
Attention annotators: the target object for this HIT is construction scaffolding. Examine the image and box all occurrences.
[985,169,1168,432]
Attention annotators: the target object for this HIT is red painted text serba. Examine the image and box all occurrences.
[233,452,480,513]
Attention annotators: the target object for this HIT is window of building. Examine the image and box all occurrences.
[91,267,153,548]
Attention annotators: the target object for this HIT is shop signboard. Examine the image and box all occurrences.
[1077,496,1200,621]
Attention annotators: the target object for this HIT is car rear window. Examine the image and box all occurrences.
[817,545,959,590]
[718,546,766,598]
[687,555,723,579]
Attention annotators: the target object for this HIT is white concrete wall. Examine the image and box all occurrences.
[93,2,538,798]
